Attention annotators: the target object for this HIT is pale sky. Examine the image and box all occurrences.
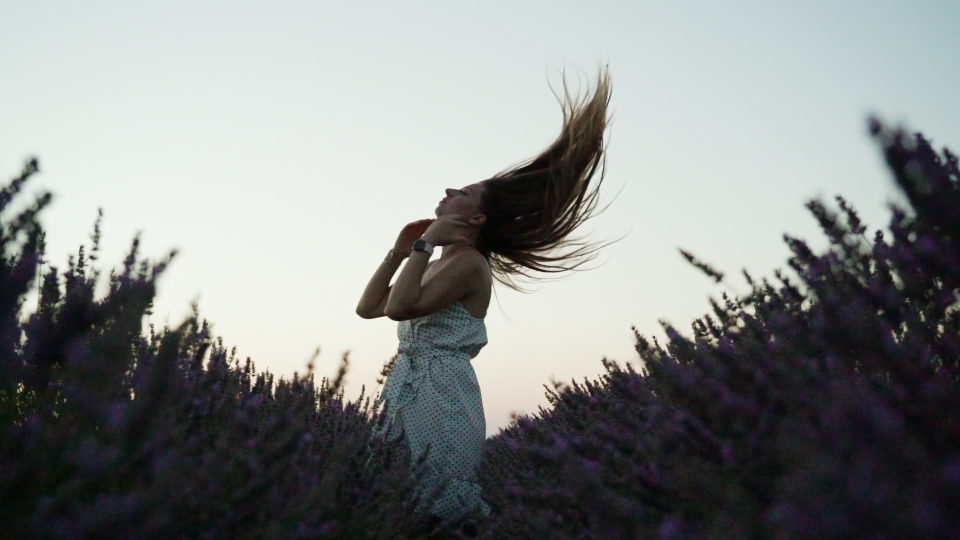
[2,1,958,436]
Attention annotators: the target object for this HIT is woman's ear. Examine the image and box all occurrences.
[471,213,487,227]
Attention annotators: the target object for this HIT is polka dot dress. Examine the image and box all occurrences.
[378,297,490,523]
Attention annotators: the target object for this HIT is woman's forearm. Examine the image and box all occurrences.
[356,249,405,318]
[384,250,431,316]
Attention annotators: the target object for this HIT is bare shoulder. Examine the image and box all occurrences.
[429,249,488,283]
[453,249,489,277]
[457,250,492,295]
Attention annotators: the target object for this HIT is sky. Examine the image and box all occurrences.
[2,1,958,436]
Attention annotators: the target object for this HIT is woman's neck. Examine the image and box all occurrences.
[439,242,477,259]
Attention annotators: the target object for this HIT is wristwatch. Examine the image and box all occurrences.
[411,238,434,256]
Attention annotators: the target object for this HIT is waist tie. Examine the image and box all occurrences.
[381,341,472,415]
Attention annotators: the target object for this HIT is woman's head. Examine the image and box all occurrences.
[435,183,486,227]
[475,67,613,290]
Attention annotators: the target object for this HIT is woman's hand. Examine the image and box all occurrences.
[421,216,472,247]
[394,219,435,255]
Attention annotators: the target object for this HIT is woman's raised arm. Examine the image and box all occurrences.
[356,219,434,319]
[384,249,483,321]
[384,217,485,321]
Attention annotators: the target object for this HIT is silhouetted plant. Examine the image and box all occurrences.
[6,116,959,539]
[0,159,425,538]
[479,120,960,539]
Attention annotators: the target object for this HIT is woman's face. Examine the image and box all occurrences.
[436,182,486,225]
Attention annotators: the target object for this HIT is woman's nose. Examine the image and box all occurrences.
[445,188,458,197]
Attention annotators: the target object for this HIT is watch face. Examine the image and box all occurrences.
[412,239,434,254]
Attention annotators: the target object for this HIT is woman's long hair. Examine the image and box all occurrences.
[478,67,613,290]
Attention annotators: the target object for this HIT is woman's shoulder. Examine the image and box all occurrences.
[437,248,486,270]
[451,249,491,281]
[424,250,486,282]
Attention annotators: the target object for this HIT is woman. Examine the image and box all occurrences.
[356,69,612,528]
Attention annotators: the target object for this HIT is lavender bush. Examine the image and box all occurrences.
[4,118,958,539]
[0,160,428,538]
[479,120,960,539]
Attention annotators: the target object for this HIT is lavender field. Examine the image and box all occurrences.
[2,119,959,538]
